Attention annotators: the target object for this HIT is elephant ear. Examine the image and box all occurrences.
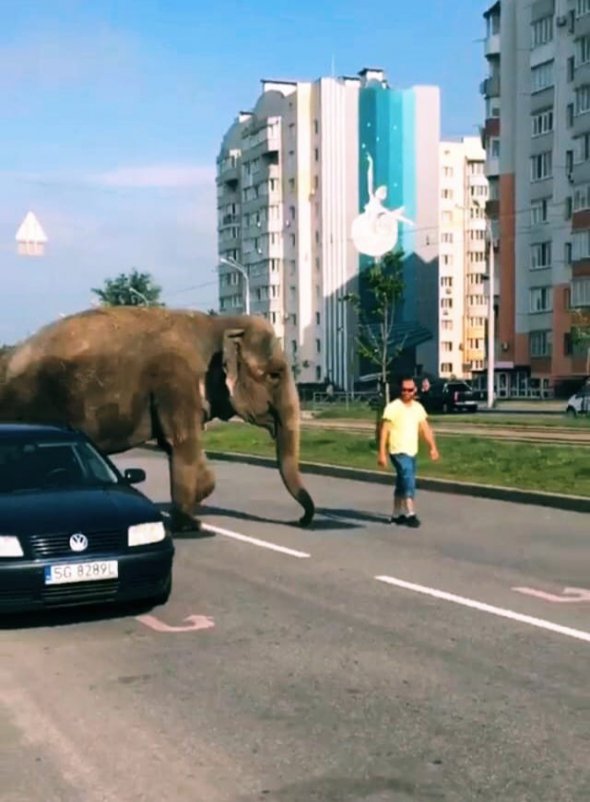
[222,328,245,396]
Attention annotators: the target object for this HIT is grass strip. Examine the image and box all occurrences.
[203,424,590,498]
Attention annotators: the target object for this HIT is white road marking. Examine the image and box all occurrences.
[201,523,311,559]
[513,586,590,603]
[136,614,215,632]
[375,575,590,645]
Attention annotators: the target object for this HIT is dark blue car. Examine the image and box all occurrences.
[0,423,174,613]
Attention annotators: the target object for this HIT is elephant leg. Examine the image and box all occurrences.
[164,437,209,532]
[151,390,213,531]
[194,451,216,505]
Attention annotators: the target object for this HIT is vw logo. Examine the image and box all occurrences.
[69,533,88,552]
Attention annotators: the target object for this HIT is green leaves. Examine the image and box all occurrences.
[341,249,405,400]
[91,269,163,307]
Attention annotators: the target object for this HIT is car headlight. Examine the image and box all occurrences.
[128,521,166,547]
[0,536,24,558]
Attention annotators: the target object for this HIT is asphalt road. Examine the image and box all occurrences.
[1,450,588,802]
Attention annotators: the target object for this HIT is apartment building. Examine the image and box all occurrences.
[439,137,489,379]
[216,68,441,389]
[481,0,590,398]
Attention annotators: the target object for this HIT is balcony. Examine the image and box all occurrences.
[485,33,500,58]
[480,75,500,98]
[485,155,499,178]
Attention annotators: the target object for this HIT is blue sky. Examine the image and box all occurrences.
[0,0,488,343]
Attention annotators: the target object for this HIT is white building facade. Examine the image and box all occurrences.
[439,137,489,378]
[216,68,442,388]
[217,76,360,386]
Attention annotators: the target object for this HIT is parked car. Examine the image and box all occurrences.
[417,379,479,414]
[0,423,174,614]
[565,384,590,417]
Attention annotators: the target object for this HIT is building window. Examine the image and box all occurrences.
[531,108,553,137]
[572,229,590,260]
[574,132,590,163]
[315,366,321,380]
[575,85,590,115]
[529,287,553,313]
[441,233,453,243]
[577,0,590,18]
[441,320,453,330]
[531,198,549,224]
[571,277,590,306]
[315,339,321,353]
[441,342,453,353]
[531,17,553,49]
[531,61,554,93]
[440,276,453,287]
[576,35,590,67]
[573,183,590,211]
[531,151,552,181]
[316,312,320,324]
[440,363,453,373]
[530,330,552,357]
[530,241,552,269]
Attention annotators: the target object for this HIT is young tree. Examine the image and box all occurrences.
[342,249,405,404]
[571,307,590,374]
[91,269,163,307]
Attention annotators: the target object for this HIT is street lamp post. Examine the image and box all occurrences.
[219,256,251,315]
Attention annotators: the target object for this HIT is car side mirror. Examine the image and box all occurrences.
[123,468,146,485]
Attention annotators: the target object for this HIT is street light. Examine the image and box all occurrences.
[219,256,251,315]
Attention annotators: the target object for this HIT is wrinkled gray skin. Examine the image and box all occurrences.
[0,308,315,529]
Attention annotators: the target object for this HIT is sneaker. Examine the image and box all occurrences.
[405,515,421,528]
[389,515,406,525]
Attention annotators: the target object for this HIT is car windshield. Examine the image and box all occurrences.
[0,438,120,494]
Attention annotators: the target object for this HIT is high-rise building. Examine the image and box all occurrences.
[216,68,441,389]
[481,0,590,399]
[439,137,489,379]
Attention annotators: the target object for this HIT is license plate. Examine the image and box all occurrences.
[44,560,118,585]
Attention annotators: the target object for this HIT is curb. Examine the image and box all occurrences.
[140,444,590,515]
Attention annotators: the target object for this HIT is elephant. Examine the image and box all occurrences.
[0,307,315,529]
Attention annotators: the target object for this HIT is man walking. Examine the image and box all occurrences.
[377,376,439,527]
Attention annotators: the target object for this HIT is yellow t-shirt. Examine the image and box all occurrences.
[382,398,427,457]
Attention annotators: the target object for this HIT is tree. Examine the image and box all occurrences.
[91,269,163,307]
[571,307,590,375]
[342,249,405,404]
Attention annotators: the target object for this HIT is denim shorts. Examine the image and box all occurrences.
[390,453,417,499]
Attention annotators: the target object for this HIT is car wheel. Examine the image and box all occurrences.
[565,407,577,418]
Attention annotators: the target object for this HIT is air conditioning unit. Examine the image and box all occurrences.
[556,15,567,27]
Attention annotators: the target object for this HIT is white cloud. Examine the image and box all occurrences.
[91,164,216,189]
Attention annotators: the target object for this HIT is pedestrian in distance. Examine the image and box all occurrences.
[377,376,439,528]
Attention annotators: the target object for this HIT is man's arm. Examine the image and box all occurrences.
[419,419,439,461]
[378,420,391,466]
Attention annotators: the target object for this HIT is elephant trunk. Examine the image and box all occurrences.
[274,377,315,527]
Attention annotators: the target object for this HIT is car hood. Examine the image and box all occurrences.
[0,485,163,536]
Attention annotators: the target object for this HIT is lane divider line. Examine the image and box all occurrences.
[201,523,311,559]
[375,575,590,645]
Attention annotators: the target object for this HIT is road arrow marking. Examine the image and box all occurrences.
[136,614,215,633]
[512,587,590,603]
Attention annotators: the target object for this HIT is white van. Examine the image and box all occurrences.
[565,384,590,416]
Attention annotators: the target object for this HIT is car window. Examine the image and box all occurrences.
[0,439,120,493]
